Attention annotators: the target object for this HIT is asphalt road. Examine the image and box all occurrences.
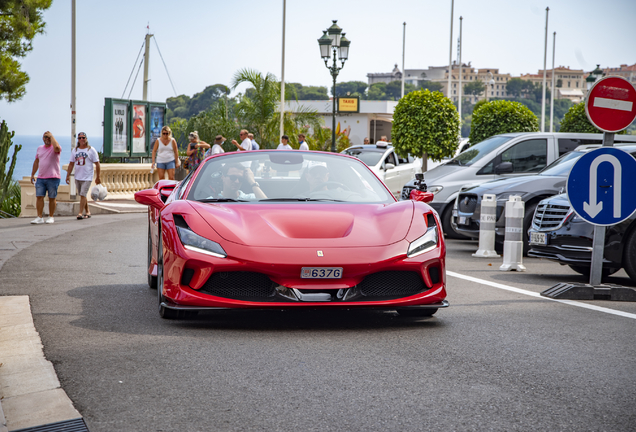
[1,214,635,431]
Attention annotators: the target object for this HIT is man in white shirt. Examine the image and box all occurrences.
[65,132,101,219]
[231,129,252,151]
[248,133,260,150]
[207,135,225,156]
[277,135,293,150]
[298,133,309,151]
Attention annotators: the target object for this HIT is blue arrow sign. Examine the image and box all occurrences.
[567,147,636,226]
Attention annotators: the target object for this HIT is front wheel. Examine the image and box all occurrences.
[157,226,197,320]
[147,223,157,289]
[441,205,470,240]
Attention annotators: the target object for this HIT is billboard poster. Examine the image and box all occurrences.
[132,104,146,153]
[150,106,165,146]
[113,102,128,153]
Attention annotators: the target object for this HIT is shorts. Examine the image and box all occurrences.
[35,178,60,198]
[75,180,92,197]
[157,161,176,170]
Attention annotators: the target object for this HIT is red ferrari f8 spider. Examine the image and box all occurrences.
[135,150,448,319]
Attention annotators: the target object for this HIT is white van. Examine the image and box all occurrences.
[400,132,636,238]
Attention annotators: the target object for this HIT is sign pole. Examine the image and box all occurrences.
[589,131,615,286]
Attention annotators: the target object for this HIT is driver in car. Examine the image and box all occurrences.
[307,165,330,192]
[218,163,267,200]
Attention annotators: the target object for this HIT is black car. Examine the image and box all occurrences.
[527,193,636,281]
[452,144,636,255]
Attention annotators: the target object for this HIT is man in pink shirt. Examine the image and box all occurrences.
[30,131,62,224]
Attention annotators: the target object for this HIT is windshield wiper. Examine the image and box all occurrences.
[197,198,249,202]
[259,198,345,202]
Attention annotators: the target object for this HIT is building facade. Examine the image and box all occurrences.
[603,63,636,86]
[520,66,586,103]
[367,64,402,85]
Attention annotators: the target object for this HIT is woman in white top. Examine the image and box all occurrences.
[152,126,180,180]
[277,135,293,150]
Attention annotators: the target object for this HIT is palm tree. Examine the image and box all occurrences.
[232,68,280,147]
[232,68,323,148]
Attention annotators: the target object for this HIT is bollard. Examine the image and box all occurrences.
[500,196,526,272]
[473,194,500,257]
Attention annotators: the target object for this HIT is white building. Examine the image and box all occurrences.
[283,100,397,145]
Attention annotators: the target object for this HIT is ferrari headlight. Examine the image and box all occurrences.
[428,185,443,195]
[407,226,438,257]
[177,226,227,258]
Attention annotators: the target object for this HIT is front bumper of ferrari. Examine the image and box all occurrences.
[161,235,448,310]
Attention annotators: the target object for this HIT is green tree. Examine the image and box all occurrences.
[419,80,443,92]
[335,81,368,97]
[392,89,460,171]
[366,82,387,100]
[469,100,539,144]
[0,120,21,214]
[232,68,323,148]
[385,80,417,100]
[559,102,601,134]
[464,81,485,99]
[286,83,329,100]
[0,0,52,101]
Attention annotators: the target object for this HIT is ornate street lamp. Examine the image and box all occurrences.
[586,64,605,91]
[318,20,350,152]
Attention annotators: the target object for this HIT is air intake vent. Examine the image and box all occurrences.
[201,272,275,299]
[358,271,426,298]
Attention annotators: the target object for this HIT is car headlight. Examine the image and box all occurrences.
[177,226,227,258]
[428,185,443,195]
[407,226,438,257]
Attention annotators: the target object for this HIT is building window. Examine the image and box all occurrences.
[576,82,579,87]
[568,81,571,87]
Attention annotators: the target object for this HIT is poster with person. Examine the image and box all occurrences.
[150,106,165,146]
[132,104,146,153]
[113,102,128,153]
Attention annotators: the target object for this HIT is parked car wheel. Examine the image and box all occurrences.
[622,228,636,282]
[147,224,157,289]
[442,206,470,240]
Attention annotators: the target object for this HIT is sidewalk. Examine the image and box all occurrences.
[0,210,145,431]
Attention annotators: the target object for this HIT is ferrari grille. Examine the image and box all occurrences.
[201,272,275,299]
[358,271,426,297]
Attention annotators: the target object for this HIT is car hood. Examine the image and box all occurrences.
[191,201,415,247]
[463,175,567,196]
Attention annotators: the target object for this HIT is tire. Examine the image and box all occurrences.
[147,223,157,289]
[397,308,438,317]
[157,226,197,320]
[441,205,470,240]
[567,265,619,278]
[623,228,636,282]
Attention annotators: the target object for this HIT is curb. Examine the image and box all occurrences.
[0,296,84,432]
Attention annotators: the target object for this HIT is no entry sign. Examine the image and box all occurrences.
[585,76,636,133]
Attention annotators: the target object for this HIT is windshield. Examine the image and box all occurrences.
[450,135,514,166]
[537,151,585,176]
[187,151,395,204]
[342,147,384,167]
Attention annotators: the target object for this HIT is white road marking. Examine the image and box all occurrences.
[447,271,636,320]
[593,97,633,112]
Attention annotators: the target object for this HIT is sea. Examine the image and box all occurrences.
[7,135,104,181]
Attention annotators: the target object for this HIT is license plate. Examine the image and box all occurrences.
[530,232,547,246]
[458,216,467,225]
[301,267,343,279]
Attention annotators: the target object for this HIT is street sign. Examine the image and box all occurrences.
[567,147,636,226]
[585,76,636,133]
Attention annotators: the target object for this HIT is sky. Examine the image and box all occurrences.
[1,0,635,144]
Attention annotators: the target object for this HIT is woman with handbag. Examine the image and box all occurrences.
[151,126,180,180]
[185,131,210,173]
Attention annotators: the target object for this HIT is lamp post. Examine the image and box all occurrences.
[318,20,350,152]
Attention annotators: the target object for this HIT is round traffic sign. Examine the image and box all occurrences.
[567,147,636,226]
[585,76,636,133]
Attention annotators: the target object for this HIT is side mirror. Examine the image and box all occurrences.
[410,189,435,203]
[495,162,513,174]
[135,188,165,211]
[385,163,395,171]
